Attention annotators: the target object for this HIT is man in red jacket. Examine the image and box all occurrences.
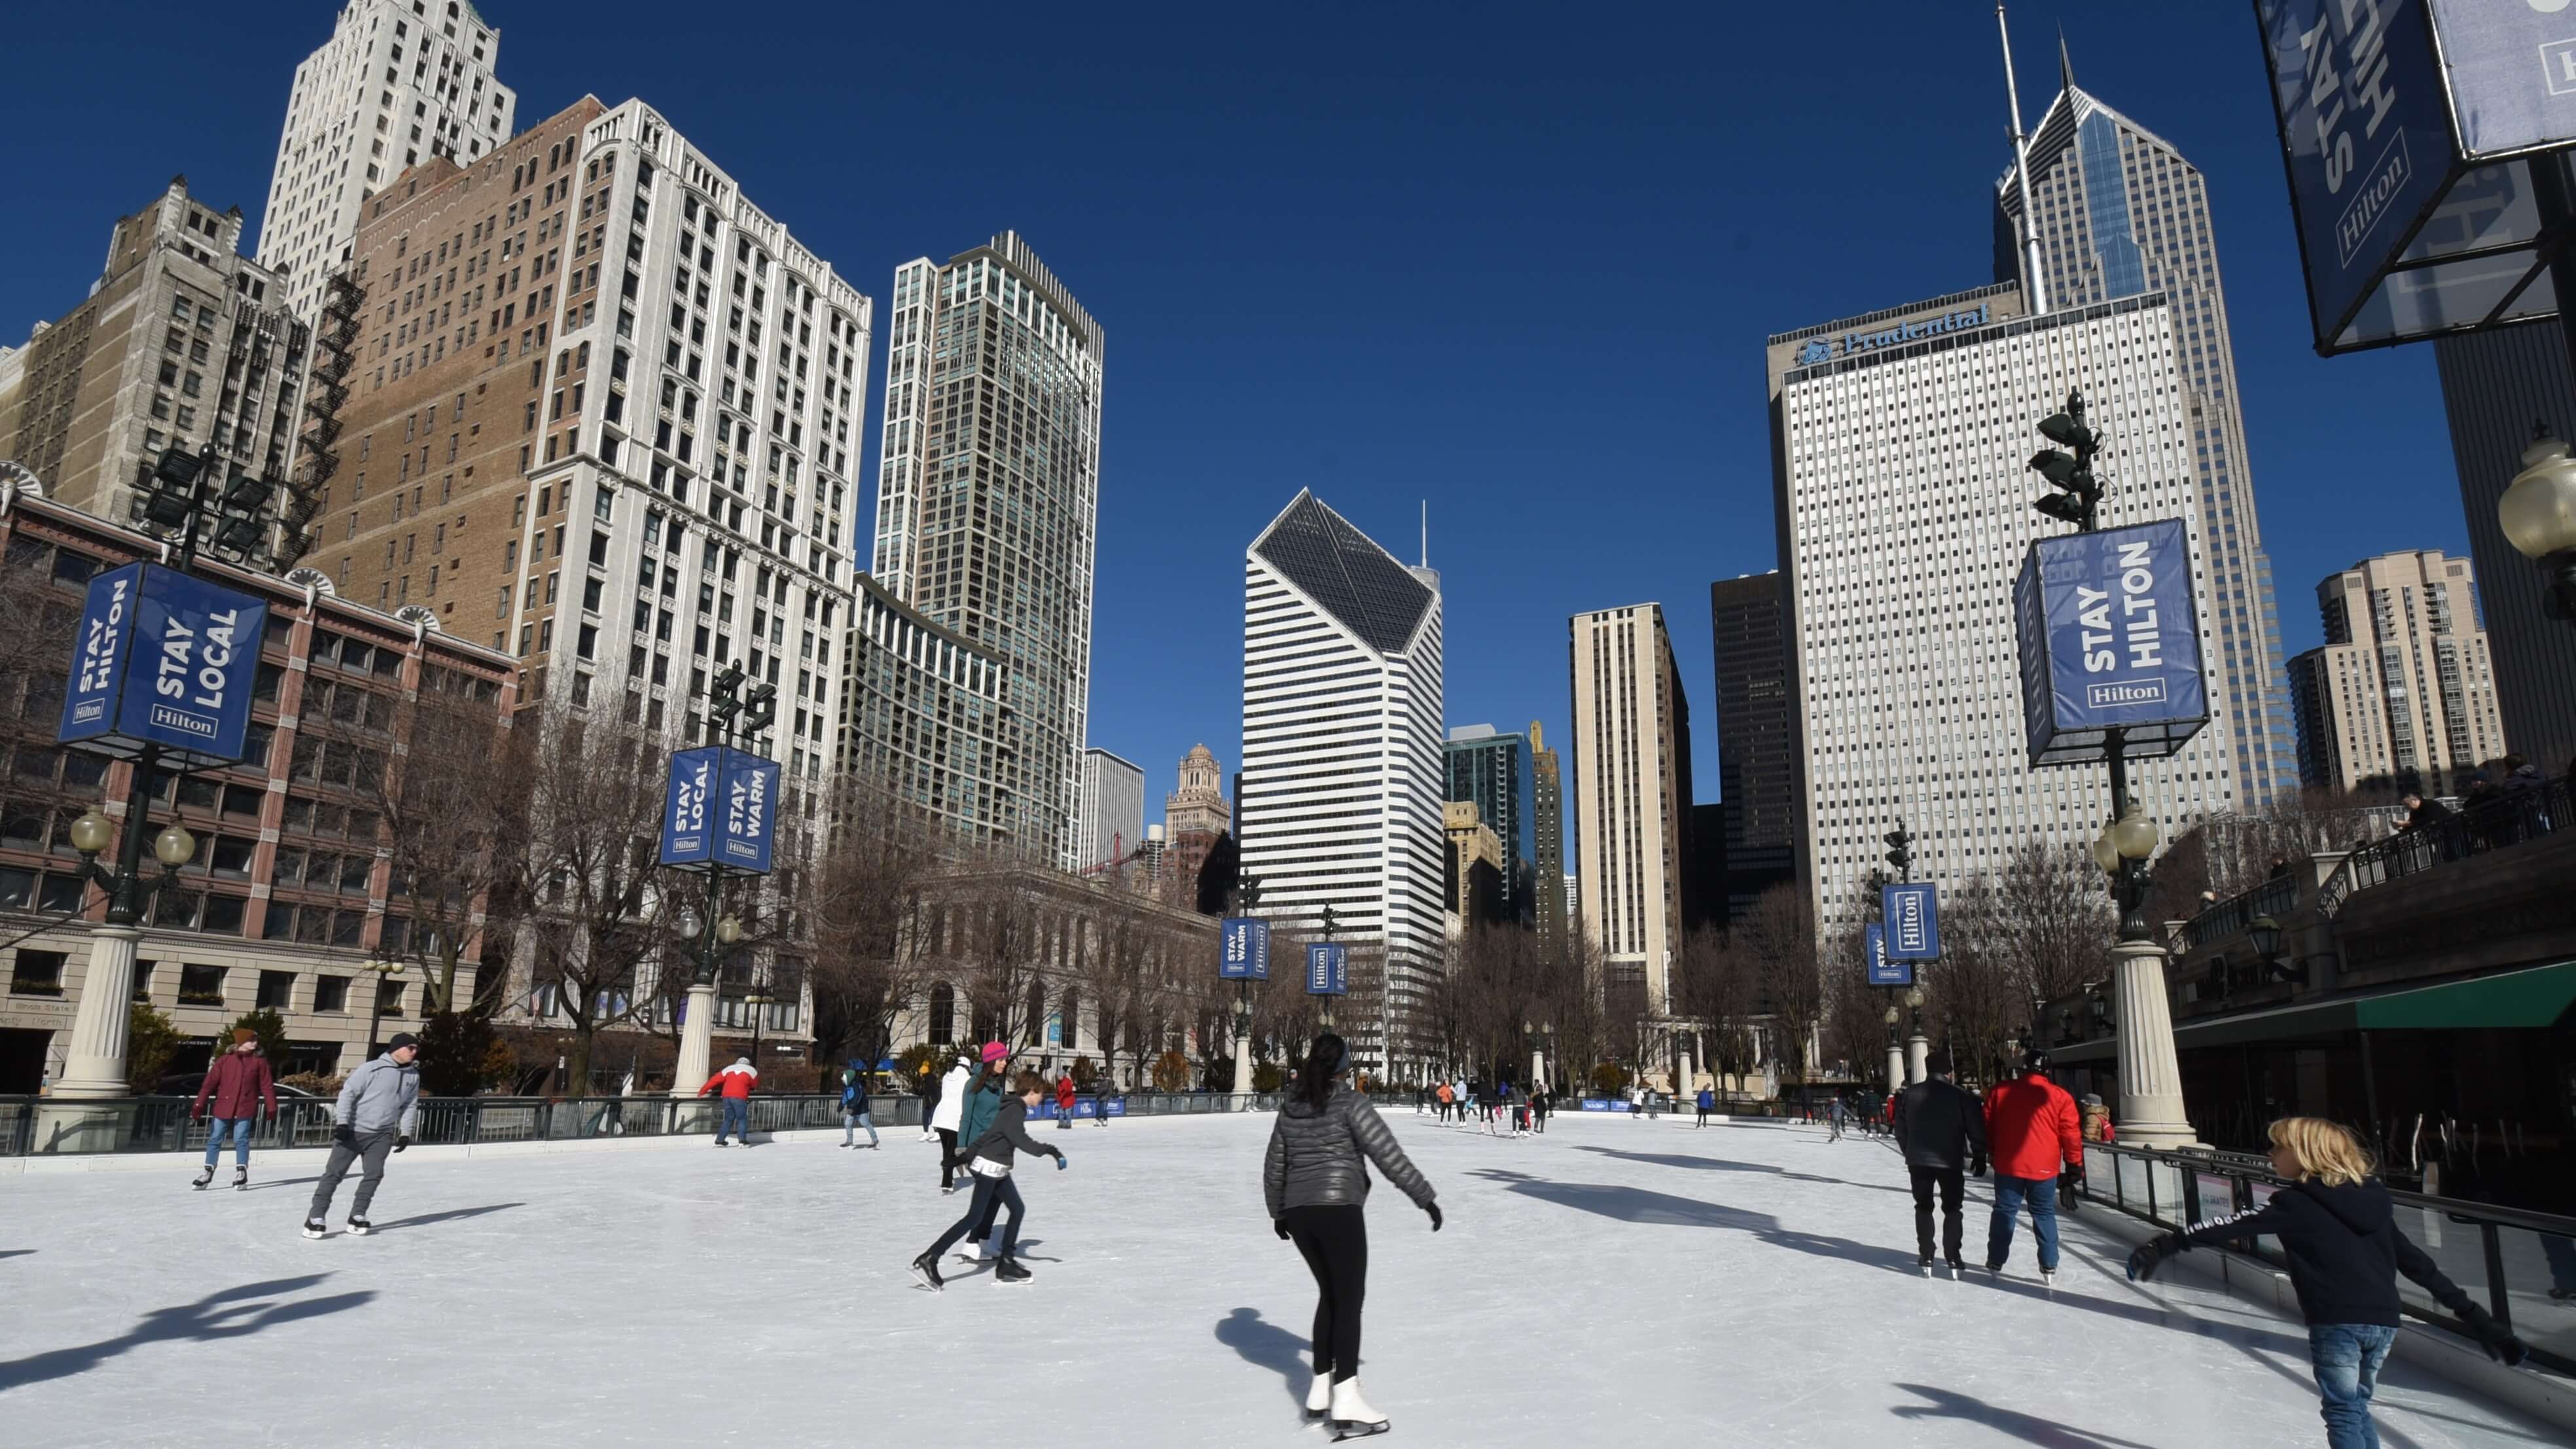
[697,1056,758,1146]
[1982,1048,2084,1285]
[191,1029,277,1190]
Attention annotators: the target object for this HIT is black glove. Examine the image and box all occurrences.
[2460,1304,2529,1367]
[1424,1202,1444,1232]
[1969,1155,1988,1179]
[333,1123,355,1146]
[2126,1232,2185,1283]
[393,1134,411,1153]
[1275,1219,1293,1242]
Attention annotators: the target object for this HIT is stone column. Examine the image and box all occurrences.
[1231,1034,1254,1096]
[1531,1048,1547,1094]
[2111,937,2198,1147]
[1886,1042,1905,1102]
[53,927,142,1100]
[671,982,718,1098]
[1677,1050,1694,1101]
[1906,1032,1929,1086]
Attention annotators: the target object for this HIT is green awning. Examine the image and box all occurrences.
[2352,959,2576,1031]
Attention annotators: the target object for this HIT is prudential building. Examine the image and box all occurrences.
[1767,282,2242,939]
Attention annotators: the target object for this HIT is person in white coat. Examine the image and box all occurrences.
[929,1054,973,1194]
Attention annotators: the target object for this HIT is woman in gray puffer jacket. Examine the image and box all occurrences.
[1262,1033,1439,1439]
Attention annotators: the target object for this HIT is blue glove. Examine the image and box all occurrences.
[1054,1153,1068,1170]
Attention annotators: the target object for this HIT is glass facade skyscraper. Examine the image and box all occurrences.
[1994,60,2298,802]
[1442,725,1534,923]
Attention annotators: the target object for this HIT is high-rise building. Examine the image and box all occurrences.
[259,0,518,324]
[1240,491,1444,1069]
[1442,724,1534,922]
[840,575,1011,847]
[1569,603,1694,1016]
[2285,551,2508,796]
[329,98,868,808]
[1077,747,1146,869]
[0,180,309,549]
[2433,322,2576,776]
[1530,721,1567,952]
[870,234,1102,868]
[1166,743,1231,835]
[1771,283,2241,938]
[1709,571,1800,920]
[1442,801,1505,925]
[1993,55,2297,802]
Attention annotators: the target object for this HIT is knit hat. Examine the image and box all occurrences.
[231,1028,257,1045]
[980,1041,1010,1065]
[386,1031,420,1052]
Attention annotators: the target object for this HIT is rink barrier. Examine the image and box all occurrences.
[0,1090,1289,1160]
[2083,1141,2576,1378]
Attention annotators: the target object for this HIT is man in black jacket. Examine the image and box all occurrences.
[1892,1050,1987,1278]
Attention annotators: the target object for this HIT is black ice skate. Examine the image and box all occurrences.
[192,1165,215,1190]
[301,1218,327,1239]
[910,1251,944,1292]
[233,1166,248,1190]
[346,1217,373,1236]
[993,1255,1033,1285]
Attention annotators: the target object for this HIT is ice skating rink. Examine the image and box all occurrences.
[0,1109,2562,1446]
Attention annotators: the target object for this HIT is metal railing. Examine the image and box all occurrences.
[0,1090,1290,1158]
[2172,871,2301,956]
[2319,778,2571,919]
[2082,1141,2576,1376]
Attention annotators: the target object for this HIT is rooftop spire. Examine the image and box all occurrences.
[2058,26,2074,91]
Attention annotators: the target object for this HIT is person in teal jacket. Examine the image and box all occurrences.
[944,1043,1012,1263]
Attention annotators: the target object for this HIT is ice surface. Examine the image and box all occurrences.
[0,1110,2561,1446]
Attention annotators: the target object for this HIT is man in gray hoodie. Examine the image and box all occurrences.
[304,1033,422,1238]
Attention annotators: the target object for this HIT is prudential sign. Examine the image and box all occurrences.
[2013,519,2209,768]
[1795,303,1991,367]
[58,562,268,769]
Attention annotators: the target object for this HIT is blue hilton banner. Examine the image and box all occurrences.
[717,749,779,874]
[2013,519,2209,769]
[658,746,779,873]
[1864,923,1912,988]
[1881,882,1941,960]
[1306,942,1348,996]
[1219,918,1270,980]
[658,747,720,867]
[58,562,268,770]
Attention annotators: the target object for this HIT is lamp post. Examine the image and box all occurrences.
[1228,876,1263,1098]
[2500,424,2576,624]
[1883,1005,1904,1102]
[2028,394,2200,1149]
[361,958,406,1060]
[743,989,773,1089]
[668,660,772,1099]
[1525,1018,1552,1095]
[1903,986,1929,1086]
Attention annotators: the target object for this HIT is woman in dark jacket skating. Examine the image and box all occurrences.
[1262,1033,1439,1440]
[911,1068,1064,1291]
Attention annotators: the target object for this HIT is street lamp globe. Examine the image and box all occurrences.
[1904,988,1925,1010]
[2500,431,2576,560]
[2089,827,2121,876]
[69,810,113,856]
[1884,1005,1901,1027]
[715,915,745,945]
[2109,806,2160,862]
[677,907,703,939]
[152,825,196,868]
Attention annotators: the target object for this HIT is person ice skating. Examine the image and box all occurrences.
[191,1029,276,1190]
[2127,1117,2526,1448]
[303,1034,421,1238]
[1892,1049,1987,1278]
[697,1056,758,1146]
[1695,1085,1715,1128]
[1434,1081,1454,1123]
[840,1064,879,1149]
[929,1052,973,1190]
[1262,1032,1440,1440]
[2080,1093,2115,1144]
[1982,1048,2083,1286]
[1530,1086,1550,1134]
[1825,1097,1849,1141]
[1054,1071,1077,1130]
[1091,1072,1113,1127]
[916,1062,942,1141]
[911,1069,1065,1291]
[946,1045,1014,1264]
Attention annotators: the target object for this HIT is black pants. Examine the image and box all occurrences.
[1910,1164,1965,1262]
[1283,1204,1368,1382]
[930,1171,1025,1259]
[936,1128,958,1189]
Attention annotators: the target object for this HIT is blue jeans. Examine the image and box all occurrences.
[2310,1323,2396,1449]
[841,1108,876,1147]
[719,1098,748,1142]
[1988,1173,2062,1270]
[202,1117,254,1167]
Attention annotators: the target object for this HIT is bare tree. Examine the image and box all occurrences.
[374,672,529,1016]
[1740,883,1821,1084]
[514,714,668,1095]
[1982,839,2115,1006]
[805,781,941,1075]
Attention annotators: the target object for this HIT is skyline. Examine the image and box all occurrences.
[1,2,2484,832]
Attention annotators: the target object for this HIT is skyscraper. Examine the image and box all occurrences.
[0,180,308,548]
[1771,283,2240,938]
[1569,603,1694,1016]
[1709,571,1800,920]
[1165,744,1231,836]
[1442,724,1534,922]
[2433,322,2576,776]
[1240,492,1444,1070]
[870,234,1102,868]
[258,0,518,323]
[2285,551,2508,796]
[1993,53,2297,802]
[1530,721,1567,953]
[1077,747,1146,869]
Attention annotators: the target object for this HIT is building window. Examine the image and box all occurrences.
[256,970,297,1010]
[313,976,351,1013]
[177,963,228,1007]
[8,949,66,997]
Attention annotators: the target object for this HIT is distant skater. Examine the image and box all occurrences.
[840,1063,879,1149]
[911,1069,1066,1291]
[191,1029,276,1190]
[1892,1050,1986,1279]
[1263,1032,1440,1440]
[930,1052,973,1192]
[1055,1071,1077,1131]
[1694,1086,1714,1128]
[697,1056,758,1146]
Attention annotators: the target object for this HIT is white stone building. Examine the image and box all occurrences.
[258,0,518,324]
[1076,747,1145,869]
[1569,603,1694,1014]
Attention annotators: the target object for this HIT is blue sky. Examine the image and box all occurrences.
[5,2,2469,828]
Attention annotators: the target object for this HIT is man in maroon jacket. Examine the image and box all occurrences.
[192,1029,278,1190]
[1982,1048,2084,1286]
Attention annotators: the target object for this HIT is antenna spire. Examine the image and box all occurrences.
[1997,5,2051,314]
[1420,501,1428,567]
[2058,26,2074,90]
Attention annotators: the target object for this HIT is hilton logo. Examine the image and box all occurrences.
[2086,677,2168,709]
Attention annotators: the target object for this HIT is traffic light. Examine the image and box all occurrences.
[2027,390,2100,532]
[1882,824,1912,876]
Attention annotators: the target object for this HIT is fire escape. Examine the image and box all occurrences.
[281,270,365,568]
